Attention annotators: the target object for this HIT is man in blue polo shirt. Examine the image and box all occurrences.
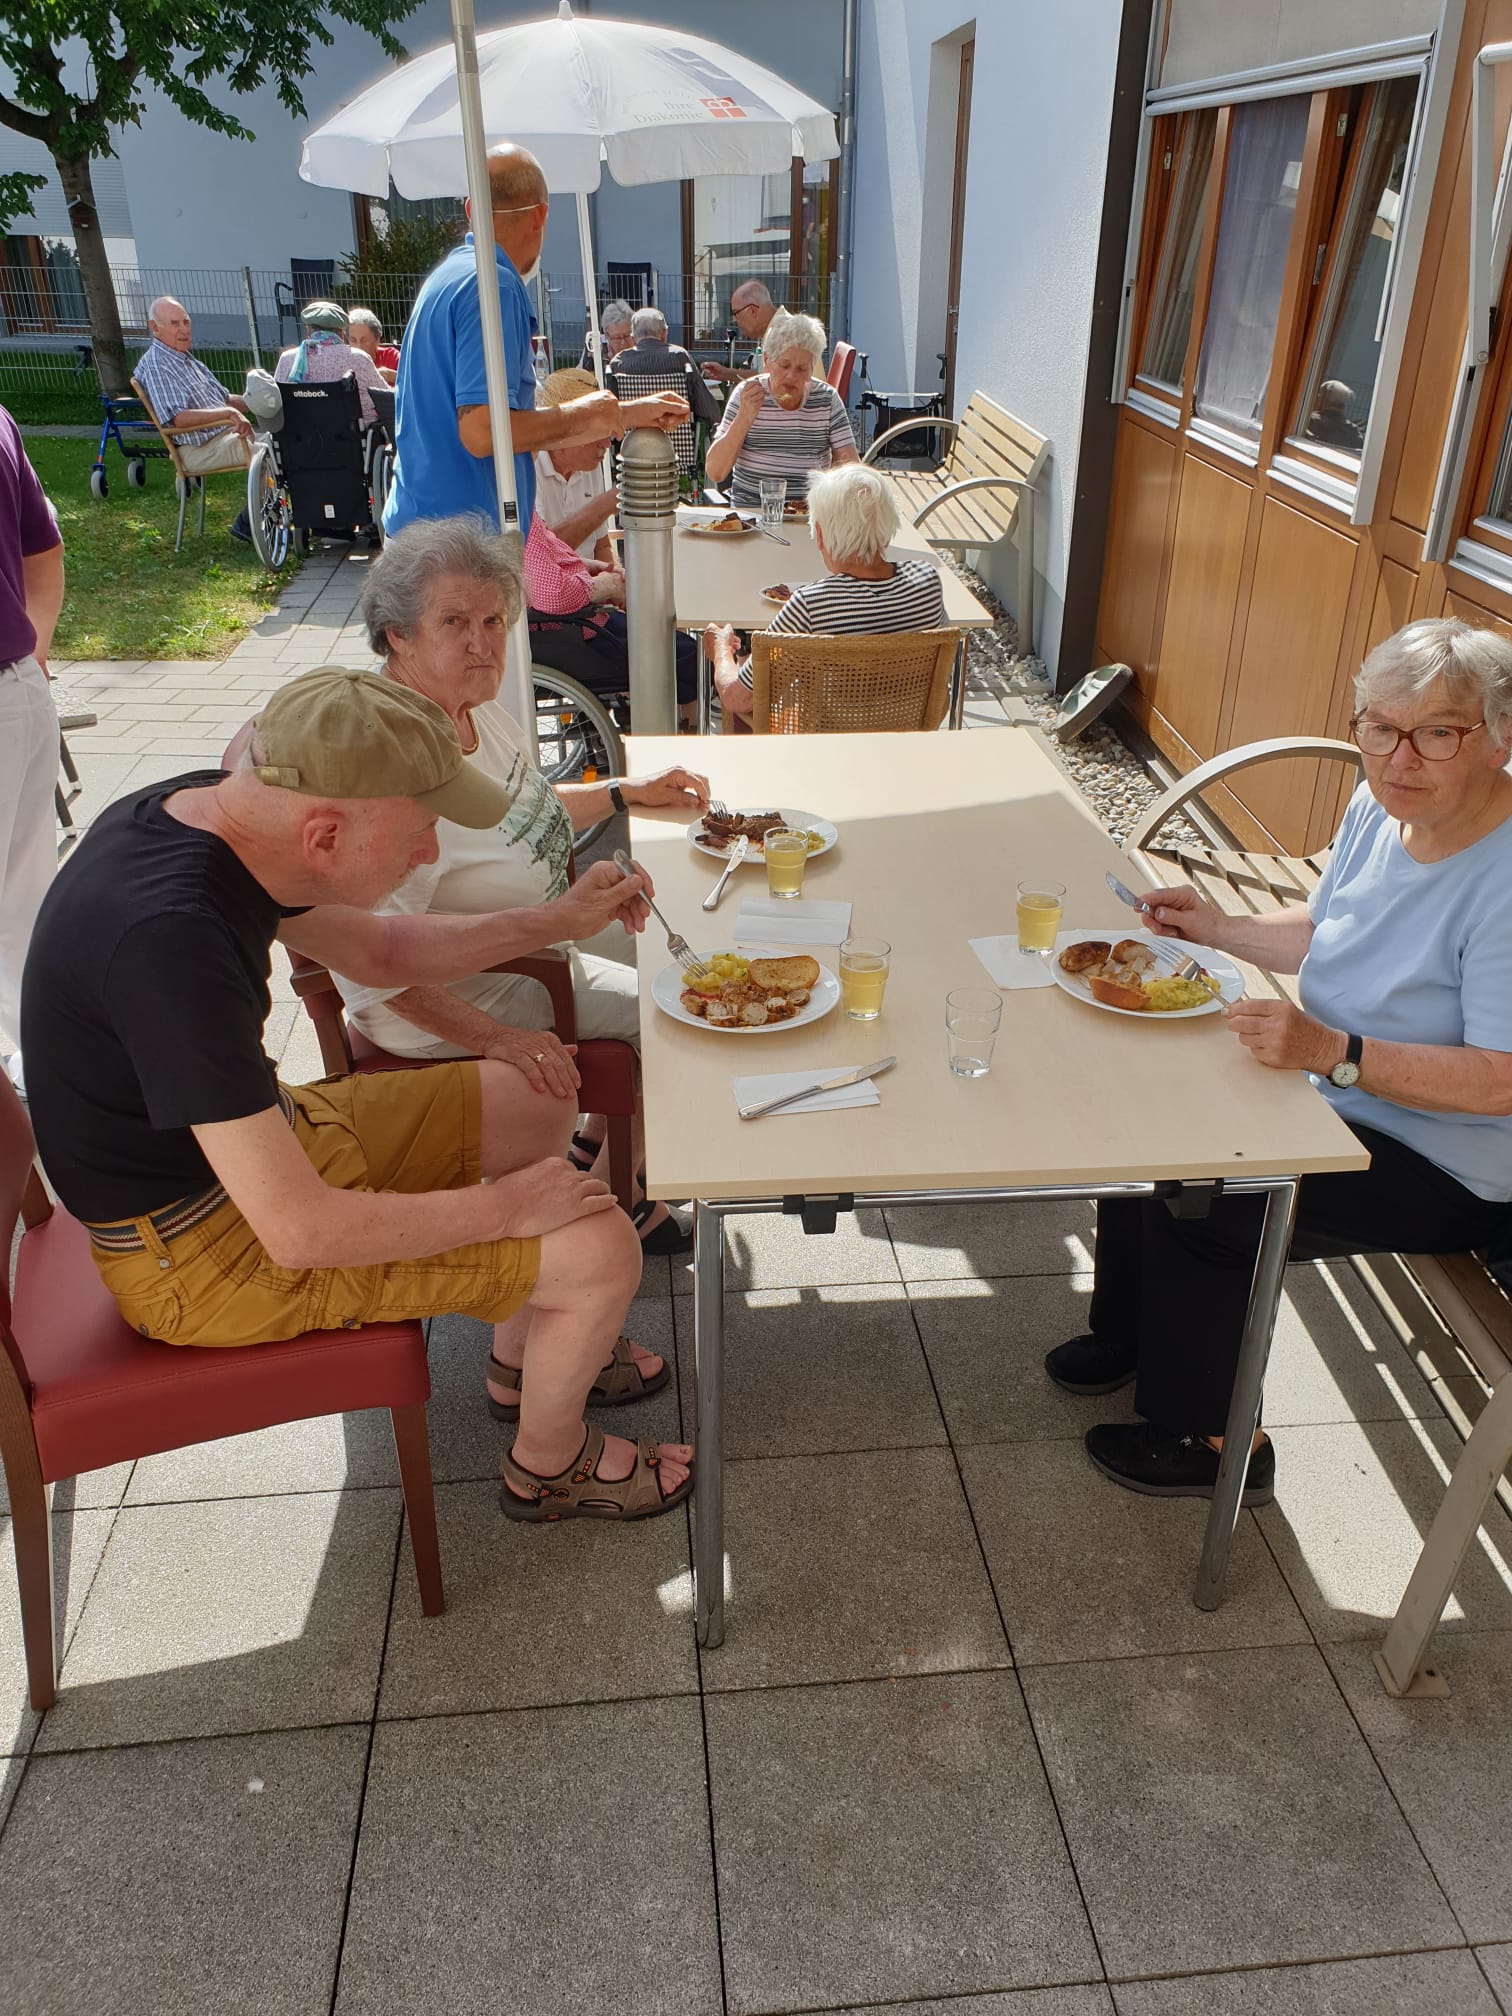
[384,145,688,539]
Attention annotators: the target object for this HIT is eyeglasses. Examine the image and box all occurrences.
[1350,716,1486,761]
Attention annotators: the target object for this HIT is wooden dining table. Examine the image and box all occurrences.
[627,728,1368,1649]
[668,504,994,730]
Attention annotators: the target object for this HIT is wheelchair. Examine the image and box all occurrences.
[531,666,625,854]
[246,376,390,571]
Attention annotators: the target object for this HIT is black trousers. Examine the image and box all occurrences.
[528,607,697,705]
[1087,1123,1510,1437]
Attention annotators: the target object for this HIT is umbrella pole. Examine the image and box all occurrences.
[578,193,605,390]
[450,0,535,734]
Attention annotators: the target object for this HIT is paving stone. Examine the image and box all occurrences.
[674,1282,946,1459]
[125,1408,399,1504]
[1325,1633,1512,1942]
[337,1702,721,2016]
[706,1670,1098,2013]
[0,1725,366,2016]
[670,1204,900,1292]
[1479,1946,1512,2014]
[1023,1644,1461,1977]
[0,1510,117,1756]
[36,1491,399,1749]
[962,1440,1308,1664]
[886,1197,1096,1279]
[1111,1953,1497,2015]
[829,1997,1112,2016]
[703,1446,1008,1690]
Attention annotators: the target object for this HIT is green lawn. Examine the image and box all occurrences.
[24,433,299,661]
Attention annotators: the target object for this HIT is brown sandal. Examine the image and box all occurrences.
[486,1335,671,1424]
[499,1423,694,1523]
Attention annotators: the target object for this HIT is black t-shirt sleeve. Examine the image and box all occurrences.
[102,913,280,1132]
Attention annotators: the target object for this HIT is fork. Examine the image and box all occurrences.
[612,849,704,971]
[1148,939,1210,985]
[707,798,731,823]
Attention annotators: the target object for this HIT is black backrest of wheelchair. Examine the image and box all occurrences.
[369,385,396,444]
[277,377,369,528]
[607,364,697,475]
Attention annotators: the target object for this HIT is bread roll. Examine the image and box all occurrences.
[748,954,820,991]
[1058,940,1111,975]
[1088,975,1148,1012]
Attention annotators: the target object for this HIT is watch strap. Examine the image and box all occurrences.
[1344,1032,1363,1066]
[608,781,627,815]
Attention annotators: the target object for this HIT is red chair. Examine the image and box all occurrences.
[827,342,857,403]
[287,947,639,1214]
[0,1076,443,1712]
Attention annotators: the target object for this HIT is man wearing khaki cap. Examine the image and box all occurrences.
[20,667,694,1524]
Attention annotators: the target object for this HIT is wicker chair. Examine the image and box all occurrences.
[746,627,963,733]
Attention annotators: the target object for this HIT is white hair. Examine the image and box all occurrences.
[601,298,634,332]
[807,463,900,566]
[631,305,666,341]
[361,515,524,654]
[348,306,383,336]
[1356,618,1512,745]
[763,308,826,367]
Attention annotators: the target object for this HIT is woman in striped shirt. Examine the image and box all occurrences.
[705,462,946,724]
[705,310,858,508]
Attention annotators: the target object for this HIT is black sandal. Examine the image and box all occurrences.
[632,1197,693,1256]
[567,1129,601,1173]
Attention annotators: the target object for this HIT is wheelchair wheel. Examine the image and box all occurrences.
[247,442,292,571]
[89,463,107,501]
[125,456,146,489]
[370,441,394,531]
[531,667,625,855]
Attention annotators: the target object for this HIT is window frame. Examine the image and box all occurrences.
[1129,107,1219,413]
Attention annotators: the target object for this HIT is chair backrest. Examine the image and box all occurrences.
[950,393,1050,493]
[286,954,359,1075]
[607,363,698,475]
[290,257,335,305]
[0,1074,51,1350]
[748,627,962,734]
[276,376,369,528]
[827,342,857,402]
[368,384,396,444]
[129,376,188,480]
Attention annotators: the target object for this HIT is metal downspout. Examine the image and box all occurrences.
[834,0,858,341]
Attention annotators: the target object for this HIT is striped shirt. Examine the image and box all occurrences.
[133,340,235,448]
[741,560,945,686]
[712,377,856,507]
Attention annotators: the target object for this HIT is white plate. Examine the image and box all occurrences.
[680,516,760,537]
[1050,929,1244,1020]
[651,947,840,1034]
[688,807,838,861]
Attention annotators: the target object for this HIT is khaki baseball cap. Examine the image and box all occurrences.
[252,667,510,829]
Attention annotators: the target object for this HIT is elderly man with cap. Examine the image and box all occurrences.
[384,143,689,540]
[274,301,389,428]
[19,667,693,1525]
[533,368,618,562]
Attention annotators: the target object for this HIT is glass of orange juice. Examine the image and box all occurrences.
[764,827,809,899]
[1016,880,1065,954]
[839,935,890,1020]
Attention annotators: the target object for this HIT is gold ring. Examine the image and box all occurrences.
[534,1052,544,1062]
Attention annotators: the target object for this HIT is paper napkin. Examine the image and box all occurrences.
[969,927,1106,989]
[732,896,853,947]
[730,1067,881,1116]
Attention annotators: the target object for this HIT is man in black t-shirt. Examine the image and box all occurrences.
[20,665,694,1526]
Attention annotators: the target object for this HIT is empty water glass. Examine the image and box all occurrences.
[759,477,788,529]
[946,986,1003,1078]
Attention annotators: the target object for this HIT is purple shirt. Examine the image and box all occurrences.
[0,404,61,666]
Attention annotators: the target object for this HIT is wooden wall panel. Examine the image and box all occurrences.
[1446,590,1512,641]
[1224,499,1358,845]
[1148,455,1249,758]
[1366,557,1419,655]
[1095,417,1178,693]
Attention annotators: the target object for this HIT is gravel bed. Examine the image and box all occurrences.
[945,558,1204,853]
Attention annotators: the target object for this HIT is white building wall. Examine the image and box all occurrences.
[850,0,1124,674]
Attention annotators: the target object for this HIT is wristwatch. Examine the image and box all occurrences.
[1328,1033,1363,1089]
[608,781,627,815]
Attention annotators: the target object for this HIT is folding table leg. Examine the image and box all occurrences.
[1194,1176,1299,1611]
[697,635,712,736]
[692,1199,726,1648]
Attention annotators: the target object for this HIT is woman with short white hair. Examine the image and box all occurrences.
[705,307,857,508]
[1052,616,1512,1509]
[705,462,945,720]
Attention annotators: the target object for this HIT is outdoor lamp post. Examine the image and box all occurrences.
[618,427,679,735]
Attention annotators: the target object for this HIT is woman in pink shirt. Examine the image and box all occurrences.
[525,511,698,727]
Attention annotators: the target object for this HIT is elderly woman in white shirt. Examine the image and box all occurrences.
[330,515,709,1259]
[704,308,858,510]
[1050,618,1512,1508]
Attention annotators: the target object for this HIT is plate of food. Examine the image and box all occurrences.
[782,501,809,521]
[688,806,838,860]
[682,510,760,537]
[652,949,839,1033]
[761,581,793,606]
[1051,931,1242,1019]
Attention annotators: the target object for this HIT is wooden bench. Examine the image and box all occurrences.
[1125,736,1512,1698]
[861,390,1048,656]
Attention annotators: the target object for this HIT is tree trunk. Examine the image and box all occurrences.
[54,152,128,397]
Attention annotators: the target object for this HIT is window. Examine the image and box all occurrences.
[1293,76,1419,465]
[1192,94,1310,443]
[687,173,792,339]
[1137,110,1217,394]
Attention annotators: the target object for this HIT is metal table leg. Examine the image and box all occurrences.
[692,1198,726,1647]
[697,633,712,736]
[1194,1176,1299,1610]
[948,638,968,729]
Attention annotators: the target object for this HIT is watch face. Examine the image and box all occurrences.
[1330,1060,1361,1088]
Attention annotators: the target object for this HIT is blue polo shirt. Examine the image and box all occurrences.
[382,236,536,537]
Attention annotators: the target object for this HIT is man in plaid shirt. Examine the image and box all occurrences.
[134,297,253,539]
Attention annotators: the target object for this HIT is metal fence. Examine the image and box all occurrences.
[0,261,838,404]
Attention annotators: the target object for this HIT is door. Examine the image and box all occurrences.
[943,38,975,413]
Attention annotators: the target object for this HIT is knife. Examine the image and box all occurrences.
[1106,870,1153,913]
[1105,870,1208,982]
[703,833,750,911]
[757,524,792,546]
[738,1057,896,1121]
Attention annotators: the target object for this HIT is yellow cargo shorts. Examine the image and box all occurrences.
[89,1062,540,1348]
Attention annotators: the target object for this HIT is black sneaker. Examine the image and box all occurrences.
[1044,1332,1137,1395]
[229,508,252,545]
[1084,1422,1275,1507]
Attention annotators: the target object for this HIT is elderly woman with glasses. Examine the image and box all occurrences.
[1047,618,1512,1507]
[329,515,709,1260]
[704,308,857,510]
